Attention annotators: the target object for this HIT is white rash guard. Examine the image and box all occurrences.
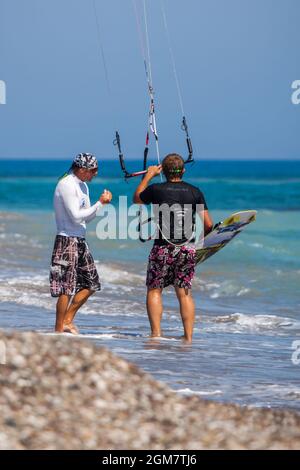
[54,173,102,238]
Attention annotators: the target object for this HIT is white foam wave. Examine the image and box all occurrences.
[0,272,52,310]
[94,263,144,294]
[177,388,223,397]
[249,243,264,248]
[96,263,143,283]
[215,313,297,331]
[79,308,142,317]
[207,280,252,299]
[251,384,300,400]
[0,232,43,248]
[5,274,48,287]
[43,332,135,340]
[0,265,145,316]
[192,278,221,292]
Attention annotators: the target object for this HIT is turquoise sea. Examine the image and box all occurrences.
[0,159,300,410]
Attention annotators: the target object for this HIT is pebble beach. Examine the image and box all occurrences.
[0,330,299,450]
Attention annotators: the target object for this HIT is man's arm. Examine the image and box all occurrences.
[85,189,112,224]
[197,208,214,236]
[202,209,214,235]
[133,165,162,204]
[61,183,112,224]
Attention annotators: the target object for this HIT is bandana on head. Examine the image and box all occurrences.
[73,153,98,170]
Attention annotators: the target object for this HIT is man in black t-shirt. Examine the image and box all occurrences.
[133,153,213,343]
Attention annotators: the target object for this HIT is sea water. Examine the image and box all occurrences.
[0,159,299,410]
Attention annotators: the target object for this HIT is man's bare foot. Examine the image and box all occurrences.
[63,323,79,335]
[181,335,192,344]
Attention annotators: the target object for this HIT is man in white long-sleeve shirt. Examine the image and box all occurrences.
[50,153,112,334]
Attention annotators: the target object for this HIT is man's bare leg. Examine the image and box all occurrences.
[175,286,195,343]
[63,288,94,334]
[146,288,163,337]
[55,294,71,333]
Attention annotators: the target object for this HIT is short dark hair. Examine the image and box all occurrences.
[162,153,184,180]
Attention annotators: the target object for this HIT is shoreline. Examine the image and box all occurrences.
[0,330,299,450]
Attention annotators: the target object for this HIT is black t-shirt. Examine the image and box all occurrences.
[140,181,208,246]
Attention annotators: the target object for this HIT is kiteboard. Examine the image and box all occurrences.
[195,210,257,265]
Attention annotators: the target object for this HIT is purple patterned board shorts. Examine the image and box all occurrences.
[146,244,196,290]
[50,235,101,297]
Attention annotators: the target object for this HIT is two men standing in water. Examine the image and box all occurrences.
[50,153,212,343]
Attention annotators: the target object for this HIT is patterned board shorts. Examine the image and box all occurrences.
[49,235,101,297]
[146,244,196,290]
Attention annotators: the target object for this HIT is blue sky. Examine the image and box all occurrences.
[0,0,299,160]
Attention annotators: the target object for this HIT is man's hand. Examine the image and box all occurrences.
[133,165,162,204]
[146,165,162,179]
[99,189,112,205]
